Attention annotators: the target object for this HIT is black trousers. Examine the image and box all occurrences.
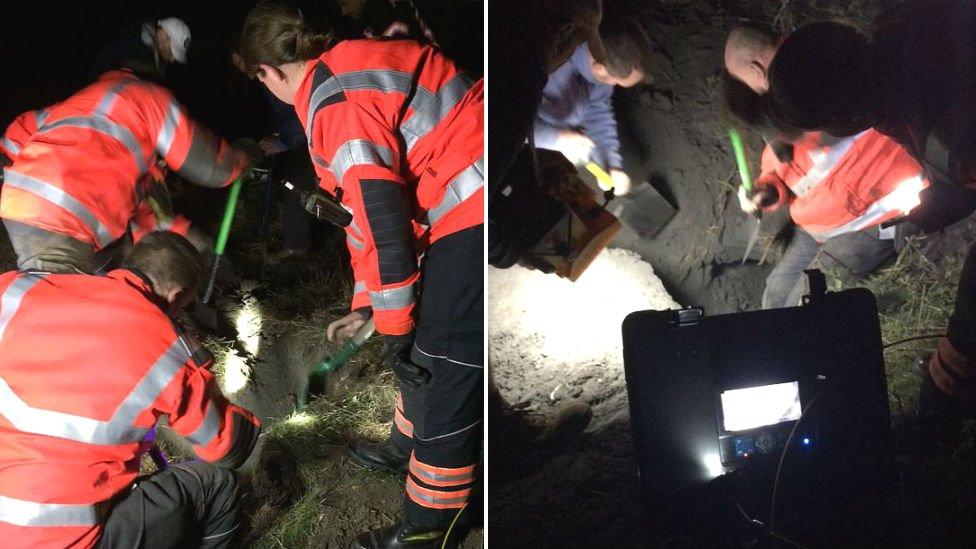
[97,462,241,549]
[388,225,484,528]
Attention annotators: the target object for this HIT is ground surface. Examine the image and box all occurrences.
[489,1,976,547]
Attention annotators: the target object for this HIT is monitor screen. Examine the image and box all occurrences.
[721,381,802,432]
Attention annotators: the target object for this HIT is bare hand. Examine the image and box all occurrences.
[327,310,370,344]
[609,169,632,195]
[555,130,595,165]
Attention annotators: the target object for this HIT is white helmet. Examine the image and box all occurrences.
[157,17,192,64]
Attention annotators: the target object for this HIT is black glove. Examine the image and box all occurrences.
[381,333,430,387]
[907,182,976,234]
[234,138,267,166]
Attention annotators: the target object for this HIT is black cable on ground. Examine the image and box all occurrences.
[766,333,946,542]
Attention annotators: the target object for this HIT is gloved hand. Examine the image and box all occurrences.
[555,130,595,165]
[737,185,778,215]
[382,333,431,387]
[609,169,632,196]
[235,137,267,166]
[905,182,976,234]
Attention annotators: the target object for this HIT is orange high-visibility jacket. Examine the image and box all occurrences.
[1,69,249,251]
[756,130,929,242]
[295,39,484,335]
[0,108,52,160]
[0,269,261,549]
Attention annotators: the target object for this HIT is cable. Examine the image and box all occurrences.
[441,502,469,549]
[767,333,945,537]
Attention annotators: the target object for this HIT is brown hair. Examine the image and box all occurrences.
[123,231,204,294]
[238,1,331,78]
[599,16,653,80]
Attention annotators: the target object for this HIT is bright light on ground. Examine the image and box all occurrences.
[285,411,316,427]
[489,248,679,367]
[234,296,263,357]
[219,349,251,396]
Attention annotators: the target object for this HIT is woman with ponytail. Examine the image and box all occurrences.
[238,3,483,548]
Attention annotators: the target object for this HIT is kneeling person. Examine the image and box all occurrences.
[0,232,261,548]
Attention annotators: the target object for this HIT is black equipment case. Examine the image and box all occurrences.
[622,282,894,545]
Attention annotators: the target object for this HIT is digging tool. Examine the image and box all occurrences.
[203,178,244,305]
[299,317,376,409]
[582,161,678,238]
[729,128,763,264]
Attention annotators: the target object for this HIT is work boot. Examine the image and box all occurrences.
[350,521,455,549]
[346,439,409,475]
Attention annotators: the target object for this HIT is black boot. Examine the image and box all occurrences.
[349,521,454,549]
[914,354,965,447]
[346,439,409,474]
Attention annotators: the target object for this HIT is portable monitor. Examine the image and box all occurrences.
[622,282,893,544]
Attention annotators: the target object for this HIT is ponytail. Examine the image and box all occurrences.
[238,1,331,77]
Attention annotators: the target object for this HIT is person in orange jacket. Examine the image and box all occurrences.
[740,127,928,308]
[0,231,261,548]
[0,68,255,274]
[238,3,482,547]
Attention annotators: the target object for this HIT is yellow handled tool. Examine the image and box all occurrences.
[585,162,615,192]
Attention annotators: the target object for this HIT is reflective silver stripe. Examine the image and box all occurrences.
[425,157,483,225]
[806,175,925,242]
[0,274,45,343]
[305,77,344,142]
[347,232,365,251]
[408,460,476,485]
[3,170,117,248]
[336,69,416,95]
[0,339,190,445]
[789,132,867,198]
[330,139,395,185]
[369,284,415,310]
[34,109,51,127]
[95,79,134,116]
[184,401,221,446]
[305,70,416,141]
[156,100,182,159]
[401,74,473,153]
[405,480,469,506]
[0,494,99,527]
[1,136,19,156]
[38,117,147,173]
[353,281,366,295]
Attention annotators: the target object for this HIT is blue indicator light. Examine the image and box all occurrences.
[802,437,811,446]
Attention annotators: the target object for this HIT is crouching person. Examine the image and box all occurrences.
[0,231,261,548]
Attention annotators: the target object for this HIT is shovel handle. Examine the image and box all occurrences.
[215,179,244,256]
[202,254,222,304]
[728,128,753,192]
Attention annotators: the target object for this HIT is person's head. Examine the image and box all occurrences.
[122,231,204,314]
[538,0,603,73]
[721,72,803,146]
[767,21,878,137]
[589,16,652,87]
[154,17,192,64]
[238,1,331,104]
[724,22,780,93]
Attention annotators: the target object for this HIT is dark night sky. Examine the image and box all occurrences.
[0,1,483,138]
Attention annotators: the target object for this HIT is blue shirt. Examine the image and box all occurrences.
[534,44,623,170]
